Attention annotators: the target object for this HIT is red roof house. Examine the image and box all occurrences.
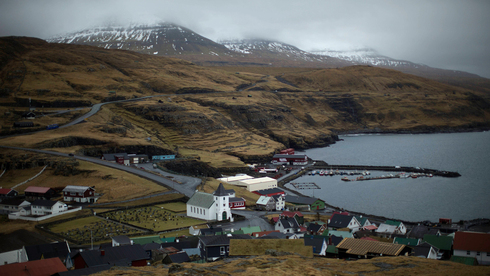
[24,186,55,200]
[0,188,18,198]
[0,257,67,276]
[453,231,490,265]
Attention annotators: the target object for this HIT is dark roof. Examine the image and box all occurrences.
[142,243,161,251]
[229,197,245,202]
[408,225,440,239]
[112,235,132,245]
[55,264,111,276]
[284,195,317,205]
[213,183,228,196]
[76,244,148,267]
[0,198,29,206]
[304,237,325,254]
[254,188,284,195]
[279,217,299,229]
[329,235,344,246]
[413,242,436,258]
[159,241,193,251]
[328,214,354,228]
[102,153,128,161]
[24,241,70,261]
[200,227,223,236]
[0,257,67,276]
[199,234,252,247]
[164,252,190,263]
[307,223,323,233]
[259,232,288,239]
[271,194,283,201]
[31,199,59,207]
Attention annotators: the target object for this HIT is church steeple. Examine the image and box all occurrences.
[213,183,228,196]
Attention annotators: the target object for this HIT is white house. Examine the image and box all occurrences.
[271,194,285,211]
[375,223,398,237]
[275,217,301,234]
[186,184,233,222]
[328,214,361,232]
[0,199,31,215]
[31,200,68,216]
[384,220,407,234]
[453,231,490,265]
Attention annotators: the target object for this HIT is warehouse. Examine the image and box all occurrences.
[234,177,278,192]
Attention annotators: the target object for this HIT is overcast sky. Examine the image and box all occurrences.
[1,0,489,78]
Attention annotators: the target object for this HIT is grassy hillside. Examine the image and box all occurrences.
[1,37,490,168]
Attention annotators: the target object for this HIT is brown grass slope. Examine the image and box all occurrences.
[1,37,490,167]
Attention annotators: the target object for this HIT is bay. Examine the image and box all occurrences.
[285,131,490,222]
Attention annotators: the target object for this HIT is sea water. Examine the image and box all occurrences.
[286,131,490,222]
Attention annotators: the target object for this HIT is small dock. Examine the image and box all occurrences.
[290,182,320,189]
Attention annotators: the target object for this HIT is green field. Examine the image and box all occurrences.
[104,206,203,231]
[47,216,146,244]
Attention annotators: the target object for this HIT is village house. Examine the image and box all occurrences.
[384,220,407,234]
[24,186,56,200]
[186,184,233,222]
[422,234,454,259]
[189,224,209,236]
[22,241,72,268]
[198,234,252,262]
[355,215,375,228]
[0,198,31,214]
[63,185,98,203]
[284,195,326,211]
[256,195,275,211]
[328,214,361,232]
[112,235,133,247]
[229,197,246,209]
[31,199,68,216]
[336,238,412,259]
[0,188,18,198]
[375,223,399,238]
[73,244,149,269]
[280,210,305,225]
[413,242,440,259]
[407,224,442,239]
[393,237,420,247]
[307,223,328,236]
[303,236,327,256]
[453,231,490,265]
[272,154,308,165]
[101,153,148,165]
[0,257,67,276]
[275,216,302,234]
[162,251,190,264]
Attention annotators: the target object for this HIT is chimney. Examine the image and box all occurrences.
[101,250,105,256]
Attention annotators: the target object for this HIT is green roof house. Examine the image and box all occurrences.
[384,220,407,234]
[393,237,420,247]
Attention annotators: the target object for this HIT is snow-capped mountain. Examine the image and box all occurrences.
[48,22,481,82]
[48,23,235,57]
[311,48,415,67]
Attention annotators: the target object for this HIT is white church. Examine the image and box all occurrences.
[186,183,234,222]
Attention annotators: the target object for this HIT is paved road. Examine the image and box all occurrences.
[0,146,201,199]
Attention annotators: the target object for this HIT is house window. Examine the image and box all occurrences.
[203,210,205,215]
[477,252,481,256]
[487,252,490,257]
[467,251,471,255]
[220,246,225,255]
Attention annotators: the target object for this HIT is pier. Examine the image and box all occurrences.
[290,182,320,189]
[311,163,461,178]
